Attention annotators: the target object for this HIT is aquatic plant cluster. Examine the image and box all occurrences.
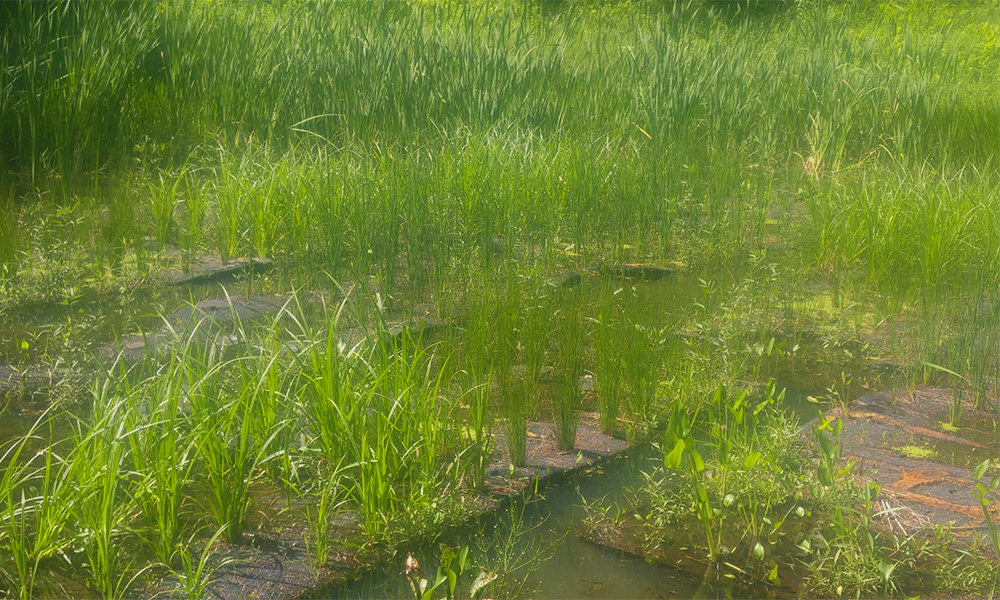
[1,0,999,598]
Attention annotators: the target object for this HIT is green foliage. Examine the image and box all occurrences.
[460,372,494,491]
[286,459,348,572]
[404,545,483,600]
[655,382,813,588]
[973,460,1000,593]
[1,1,999,597]
[592,291,627,435]
[553,294,584,451]
[165,526,236,600]
[2,0,997,312]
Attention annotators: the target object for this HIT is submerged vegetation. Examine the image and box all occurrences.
[1,0,999,597]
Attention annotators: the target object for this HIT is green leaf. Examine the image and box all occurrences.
[877,559,896,584]
[833,507,846,532]
[768,564,779,582]
[20,340,29,350]
[795,506,805,517]
[744,450,762,468]
[458,546,469,574]
[818,461,834,487]
[974,460,990,480]
[921,361,967,382]
[718,439,730,465]
[664,439,685,469]
[723,493,736,507]
[753,542,765,561]
[814,427,835,459]
[754,398,770,416]
[733,388,747,412]
[696,482,711,507]
[866,481,882,500]
[713,384,725,409]
[691,447,706,473]
[669,405,693,440]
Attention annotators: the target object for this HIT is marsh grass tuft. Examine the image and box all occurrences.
[553,295,584,451]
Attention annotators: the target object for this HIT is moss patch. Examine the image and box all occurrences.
[895,445,938,460]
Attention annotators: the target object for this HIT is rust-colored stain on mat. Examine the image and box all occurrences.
[821,387,998,533]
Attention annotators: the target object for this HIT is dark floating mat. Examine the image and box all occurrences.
[546,270,583,290]
[0,363,68,404]
[107,294,289,362]
[169,256,273,286]
[820,387,999,534]
[383,318,449,346]
[0,363,16,396]
[164,295,288,328]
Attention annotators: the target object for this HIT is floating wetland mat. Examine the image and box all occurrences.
[824,387,998,534]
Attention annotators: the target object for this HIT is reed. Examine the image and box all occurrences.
[0,197,21,279]
[125,358,195,565]
[0,408,55,598]
[495,277,527,467]
[553,295,584,451]
[2,1,993,284]
[461,370,494,491]
[0,1,998,594]
[593,291,626,436]
[74,386,136,600]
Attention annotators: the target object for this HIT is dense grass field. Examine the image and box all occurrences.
[1,0,999,598]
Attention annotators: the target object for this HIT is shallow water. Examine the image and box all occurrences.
[0,267,877,598]
[331,447,703,599]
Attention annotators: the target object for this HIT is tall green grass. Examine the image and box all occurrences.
[0,290,495,594]
[5,1,994,179]
[3,0,998,392]
[553,294,584,451]
[1,1,999,594]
